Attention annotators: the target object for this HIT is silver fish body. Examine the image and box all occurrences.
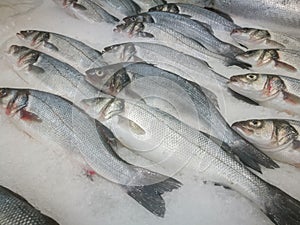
[149,3,240,44]
[7,45,100,105]
[0,88,181,217]
[17,30,107,72]
[133,0,166,11]
[231,28,300,50]
[228,73,300,116]
[232,119,300,167]
[53,0,119,24]
[86,62,278,172]
[0,185,59,225]
[203,0,300,35]
[82,95,300,225]
[94,0,141,17]
[123,11,244,58]
[115,21,250,70]
[236,49,300,76]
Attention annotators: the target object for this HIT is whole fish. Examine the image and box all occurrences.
[230,28,300,50]
[228,73,300,116]
[0,88,181,217]
[236,49,300,76]
[86,62,279,172]
[148,3,240,45]
[16,30,107,72]
[232,119,300,168]
[82,95,300,225]
[101,42,228,88]
[123,11,244,58]
[133,0,166,11]
[52,0,119,24]
[114,21,250,70]
[197,0,300,35]
[7,45,100,105]
[0,185,59,225]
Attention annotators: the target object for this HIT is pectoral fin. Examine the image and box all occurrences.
[118,116,146,135]
[20,109,42,122]
[43,41,59,51]
[282,91,300,105]
[292,140,300,149]
[274,60,297,72]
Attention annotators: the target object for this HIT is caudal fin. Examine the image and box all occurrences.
[263,184,300,225]
[123,177,181,217]
[225,57,252,69]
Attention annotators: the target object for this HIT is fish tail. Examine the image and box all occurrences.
[122,176,181,217]
[224,57,252,69]
[262,183,300,225]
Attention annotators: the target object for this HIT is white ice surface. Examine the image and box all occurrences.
[0,1,300,225]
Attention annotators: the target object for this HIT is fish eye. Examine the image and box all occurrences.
[249,120,262,128]
[246,74,258,81]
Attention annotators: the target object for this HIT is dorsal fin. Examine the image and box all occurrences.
[204,7,234,22]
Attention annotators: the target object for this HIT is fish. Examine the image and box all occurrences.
[86,62,279,172]
[236,49,300,75]
[82,95,300,225]
[114,21,251,70]
[52,0,119,24]
[94,0,141,17]
[228,73,300,116]
[230,28,300,50]
[0,88,182,217]
[196,0,300,36]
[0,185,59,225]
[133,0,166,11]
[232,119,300,168]
[7,45,100,106]
[16,30,107,73]
[148,3,240,45]
[123,11,244,58]
[101,41,228,88]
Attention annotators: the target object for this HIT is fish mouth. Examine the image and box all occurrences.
[16,32,25,39]
[228,76,239,83]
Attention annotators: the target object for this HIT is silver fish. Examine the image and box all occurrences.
[16,30,107,72]
[0,88,181,217]
[82,95,300,225]
[232,119,300,168]
[0,185,59,225]
[199,0,300,36]
[114,21,251,70]
[236,49,300,76]
[123,11,244,58]
[7,45,100,105]
[53,0,119,24]
[86,62,278,172]
[228,73,300,116]
[149,3,240,45]
[94,0,141,17]
[230,28,300,50]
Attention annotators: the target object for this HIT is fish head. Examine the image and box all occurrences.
[7,45,39,68]
[115,22,154,38]
[148,4,180,13]
[52,0,75,8]
[102,43,138,64]
[236,49,279,66]
[233,119,298,151]
[0,89,28,116]
[81,97,125,121]
[17,30,49,48]
[231,28,270,43]
[228,73,273,101]
[123,13,154,24]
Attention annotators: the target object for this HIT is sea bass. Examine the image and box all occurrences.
[133,0,166,11]
[123,11,244,58]
[86,62,279,172]
[16,30,107,73]
[198,0,300,35]
[230,28,300,50]
[232,119,300,168]
[114,21,250,70]
[94,0,141,17]
[228,73,300,116]
[149,3,240,45]
[0,88,181,217]
[7,45,100,105]
[53,0,119,24]
[0,185,59,225]
[236,49,300,76]
[82,95,300,225]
